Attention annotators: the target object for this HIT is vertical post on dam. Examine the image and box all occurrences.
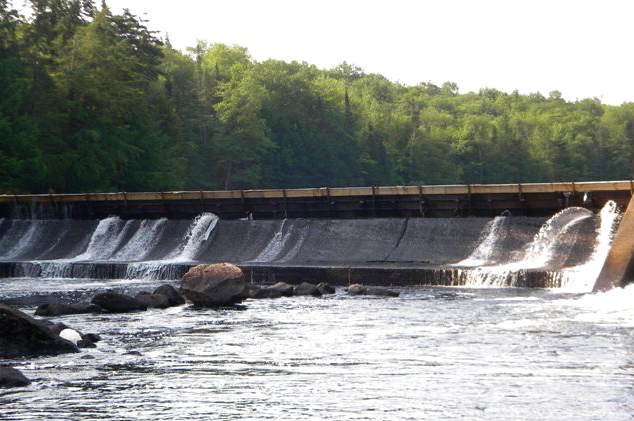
[593,196,634,291]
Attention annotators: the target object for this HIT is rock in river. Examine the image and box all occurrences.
[0,304,78,358]
[0,366,31,388]
[180,263,248,307]
[35,303,102,317]
[91,292,148,313]
[153,284,186,306]
[269,282,295,297]
[346,284,399,297]
[293,282,322,297]
[134,292,170,309]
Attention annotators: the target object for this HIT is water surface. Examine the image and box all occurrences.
[2,278,634,421]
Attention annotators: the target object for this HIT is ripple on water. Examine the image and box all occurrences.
[2,282,634,420]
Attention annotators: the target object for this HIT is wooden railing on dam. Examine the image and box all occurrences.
[1,180,633,219]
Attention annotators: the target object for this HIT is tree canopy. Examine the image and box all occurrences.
[1,0,633,194]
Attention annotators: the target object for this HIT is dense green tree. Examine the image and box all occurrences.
[0,1,633,194]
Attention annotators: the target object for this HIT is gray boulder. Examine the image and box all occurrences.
[180,263,248,307]
[0,366,31,388]
[346,284,367,295]
[346,284,399,297]
[293,282,322,297]
[269,282,294,297]
[91,292,147,313]
[35,303,102,317]
[248,286,283,299]
[317,282,336,294]
[153,284,185,306]
[134,292,170,309]
[0,304,78,358]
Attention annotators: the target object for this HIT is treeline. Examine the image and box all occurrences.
[2,1,634,194]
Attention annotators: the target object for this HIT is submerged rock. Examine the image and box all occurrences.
[77,339,96,349]
[134,292,170,309]
[346,284,399,297]
[180,263,248,307]
[153,284,186,306]
[82,333,101,343]
[91,292,147,313]
[366,287,400,297]
[0,304,78,358]
[293,282,322,297]
[248,286,283,299]
[0,366,31,388]
[35,303,102,317]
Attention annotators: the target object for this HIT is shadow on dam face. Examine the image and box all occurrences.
[0,201,622,291]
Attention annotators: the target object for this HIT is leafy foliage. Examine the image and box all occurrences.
[1,0,633,193]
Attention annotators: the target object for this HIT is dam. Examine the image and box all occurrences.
[0,181,630,292]
[3,182,634,421]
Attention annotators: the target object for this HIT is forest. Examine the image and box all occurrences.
[1,1,634,194]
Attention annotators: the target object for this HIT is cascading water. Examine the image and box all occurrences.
[251,220,290,263]
[72,216,128,261]
[0,219,43,259]
[457,204,614,288]
[113,218,168,261]
[125,213,219,279]
[557,200,622,292]
[455,216,508,267]
[169,213,218,262]
[0,204,622,287]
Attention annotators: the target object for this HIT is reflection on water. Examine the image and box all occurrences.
[2,279,634,421]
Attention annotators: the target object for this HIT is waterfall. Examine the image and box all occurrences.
[113,218,168,261]
[456,216,508,267]
[0,220,42,259]
[125,213,219,279]
[461,207,595,287]
[72,217,127,261]
[251,220,290,263]
[557,201,622,292]
[169,213,218,262]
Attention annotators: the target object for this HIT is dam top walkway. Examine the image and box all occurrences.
[1,180,633,219]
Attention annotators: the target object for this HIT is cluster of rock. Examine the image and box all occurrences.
[180,263,340,304]
[0,263,400,388]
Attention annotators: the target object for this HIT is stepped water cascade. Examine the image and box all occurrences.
[0,202,622,289]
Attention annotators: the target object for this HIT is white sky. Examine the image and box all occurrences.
[105,0,633,105]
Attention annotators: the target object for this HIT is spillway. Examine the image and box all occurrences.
[0,202,621,291]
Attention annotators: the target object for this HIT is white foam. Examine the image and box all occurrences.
[456,216,507,267]
[557,201,622,293]
[462,207,595,287]
[113,218,168,261]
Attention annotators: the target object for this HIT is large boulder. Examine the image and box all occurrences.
[35,303,102,317]
[180,263,248,307]
[91,292,147,313]
[153,284,185,306]
[293,282,322,297]
[0,366,31,388]
[0,304,79,358]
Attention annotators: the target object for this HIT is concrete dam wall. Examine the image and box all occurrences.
[0,201,621,290]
